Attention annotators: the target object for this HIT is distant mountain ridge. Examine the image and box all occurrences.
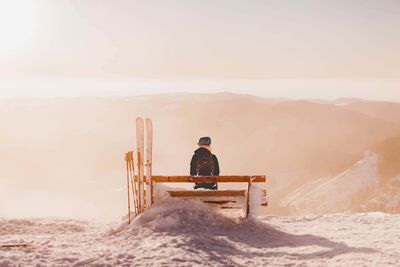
[0,93,399,218]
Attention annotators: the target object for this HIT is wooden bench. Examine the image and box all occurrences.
[151,175,267,218]
[124,118,268,223]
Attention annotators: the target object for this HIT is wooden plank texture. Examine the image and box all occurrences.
[168,190,246,197]
[153,175,266,183]
[203,200,237,204]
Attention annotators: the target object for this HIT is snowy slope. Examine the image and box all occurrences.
[282,152,380,214]
[360,175,400,213]
[1,199,399,266]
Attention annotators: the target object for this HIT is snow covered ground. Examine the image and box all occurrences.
[1,199,399,266]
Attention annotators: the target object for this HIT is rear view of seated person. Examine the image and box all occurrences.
[190,136,220,190]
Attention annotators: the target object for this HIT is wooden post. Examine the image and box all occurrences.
[150,179,154,206]
[246,176,252,218]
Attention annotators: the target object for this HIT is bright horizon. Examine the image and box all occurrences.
[1,76,400,102]
[1,0,400,101]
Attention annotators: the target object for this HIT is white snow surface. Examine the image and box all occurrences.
[283,151,380,214]
[1,198,399,266]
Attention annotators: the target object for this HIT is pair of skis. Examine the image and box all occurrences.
[125,117,153,223]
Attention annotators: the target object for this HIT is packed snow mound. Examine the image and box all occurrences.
[110,198,255,238]
[105,199,285,266]
[137,198,232,231]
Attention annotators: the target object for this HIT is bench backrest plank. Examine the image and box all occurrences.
[152,175,266,183]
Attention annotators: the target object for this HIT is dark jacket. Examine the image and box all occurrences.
[190,147,220,176]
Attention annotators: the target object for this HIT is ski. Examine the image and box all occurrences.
[136,117,145,212]
[0,241,34,248]
[125,152,132,223]
[1,240,50,249]
[145,118,153,205]
[129,151,139,215]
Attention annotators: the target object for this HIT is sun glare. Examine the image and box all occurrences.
[0,0,38,56]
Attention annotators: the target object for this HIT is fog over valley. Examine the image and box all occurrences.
[1,93,399,220]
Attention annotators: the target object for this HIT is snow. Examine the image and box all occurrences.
[383,176,400,210]
[1,199,399,266]
[283,151,380,214]
[361,175,400,213]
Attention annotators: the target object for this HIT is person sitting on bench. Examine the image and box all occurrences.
[190,136,220,190]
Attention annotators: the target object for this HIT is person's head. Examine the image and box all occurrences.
[198,136,211,147]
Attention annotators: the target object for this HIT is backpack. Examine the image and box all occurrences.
[196,154,215,176]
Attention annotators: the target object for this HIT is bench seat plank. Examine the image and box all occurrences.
[167,190,246,197]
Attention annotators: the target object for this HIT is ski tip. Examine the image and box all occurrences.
[145,118,153,127]
[136,117,144,125]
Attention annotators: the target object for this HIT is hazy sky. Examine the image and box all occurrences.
[0,0,400,100]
